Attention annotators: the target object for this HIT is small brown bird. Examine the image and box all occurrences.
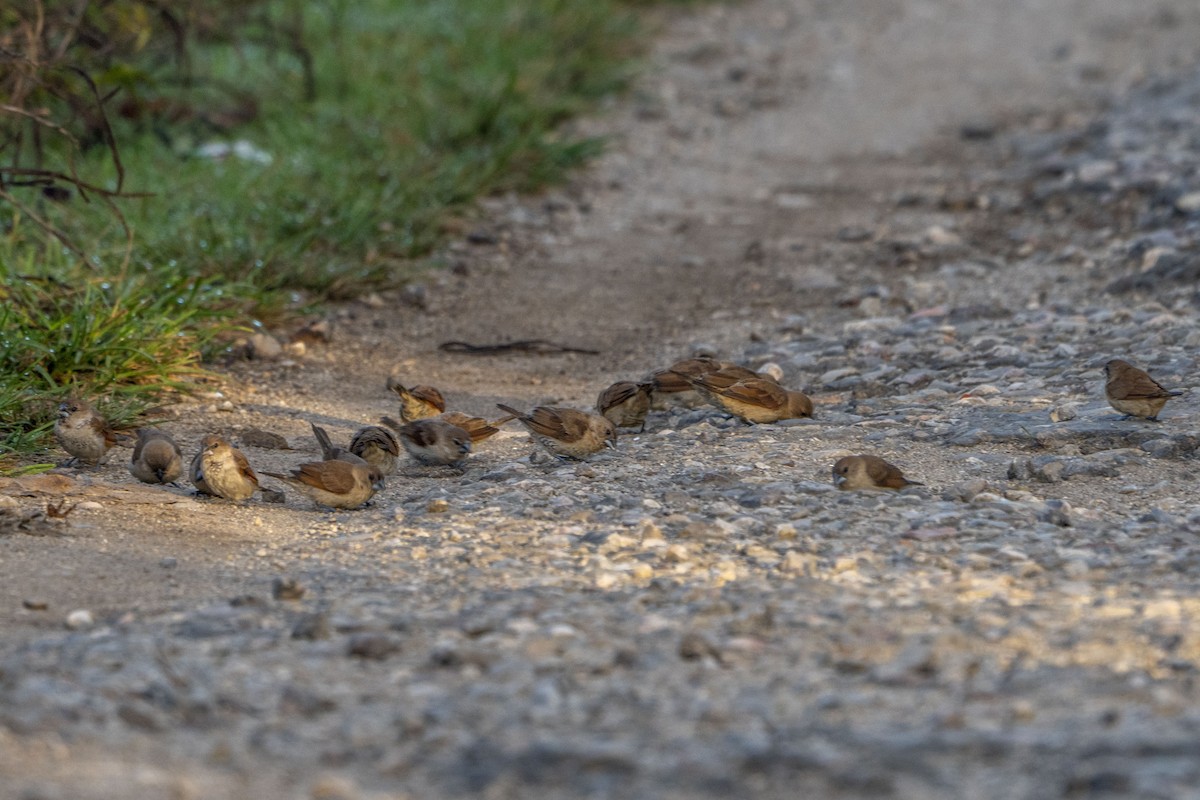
[497,403,617,460]
[264,460,383,510]
[832,455,922,491]
[647,356,723,408]
[1104,359,1184,421]
[129,428,183,484]
[674,371,813,424]
[387,378,446,422]
[596,381,653,431]
[349,425,400,474]
[397,418,473,467]
[190,434,260,501]
[54,398,119,466]
[383,412,512,446]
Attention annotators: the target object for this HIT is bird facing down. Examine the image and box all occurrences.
[596,381,653,431]
[55,398,119,466]
[496,403,617,460]
[1104,359,1183,421]
[264,460,383,510]
[190,434,259,501]
[387,378,446,422]
[397,418,473,467]
[129,428,183,484]
[349,425,400,474]
[673,370,813,424]
[832,455,922,491]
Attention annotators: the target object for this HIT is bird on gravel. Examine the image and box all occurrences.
[647,357,779,409]
[349,425,400,474]
[263,459,383,510]
[386,377,446,422]
[497,403,617,460]
[832,455,922,491]
[596,381,653,431]
[190,434,259,501]
[396,418,473,468]
[1104,359,1183,421]
[129,428,183,485]
[384,412,512,446]
[671,369,813,424]
[54,397,121,467]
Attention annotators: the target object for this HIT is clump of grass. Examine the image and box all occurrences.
[0,238,225,463]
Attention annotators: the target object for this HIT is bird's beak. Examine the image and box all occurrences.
[833,474,845,487]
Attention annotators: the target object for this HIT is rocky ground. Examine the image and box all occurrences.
[4,1,1200,798]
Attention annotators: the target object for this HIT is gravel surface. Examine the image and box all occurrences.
[4,2,1200,798]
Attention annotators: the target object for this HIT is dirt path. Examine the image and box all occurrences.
[4,1,1200,797]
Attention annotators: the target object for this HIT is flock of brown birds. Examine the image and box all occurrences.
[51,355,1183,511]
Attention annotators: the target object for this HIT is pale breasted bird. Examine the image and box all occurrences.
[496,403,617,460]
[1104,359,1183,421]
[672,371,813,424]
[596,381,653,431]
[54,398,119,466]
[832,454,922,491]
[129,428,183,484]
[386,377,446,422]
[190,434,260,501]
[397,418,473,468]
[349,425,400,474]
[264,459,383,510]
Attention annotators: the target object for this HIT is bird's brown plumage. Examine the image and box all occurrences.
[1104,359,1183,420]
[129,428,183,484]
[497,403,617,460]
[596,381,653,430]
[386,378,446,422]
[832,455,921,491]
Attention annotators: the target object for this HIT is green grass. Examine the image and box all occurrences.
[35,0,641,297]
[1,0,653,464]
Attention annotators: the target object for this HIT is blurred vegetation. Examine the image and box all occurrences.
[0,0,653,462]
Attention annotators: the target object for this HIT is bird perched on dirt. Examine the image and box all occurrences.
[672,370,813,424]
[497,403,617,460]
[349,425,400,474]
[1104,359,1183,421]
[832,455,922,491]
[311,422,367,465]
[396,418,473,468]
[647,357,779,409]
[387,377,446,422]
[54,398,120,466]
[264,460,383,510]
[190,434,259,501]
[383,411,514,447]
[129,429,183,484]
[596,381,653,431]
